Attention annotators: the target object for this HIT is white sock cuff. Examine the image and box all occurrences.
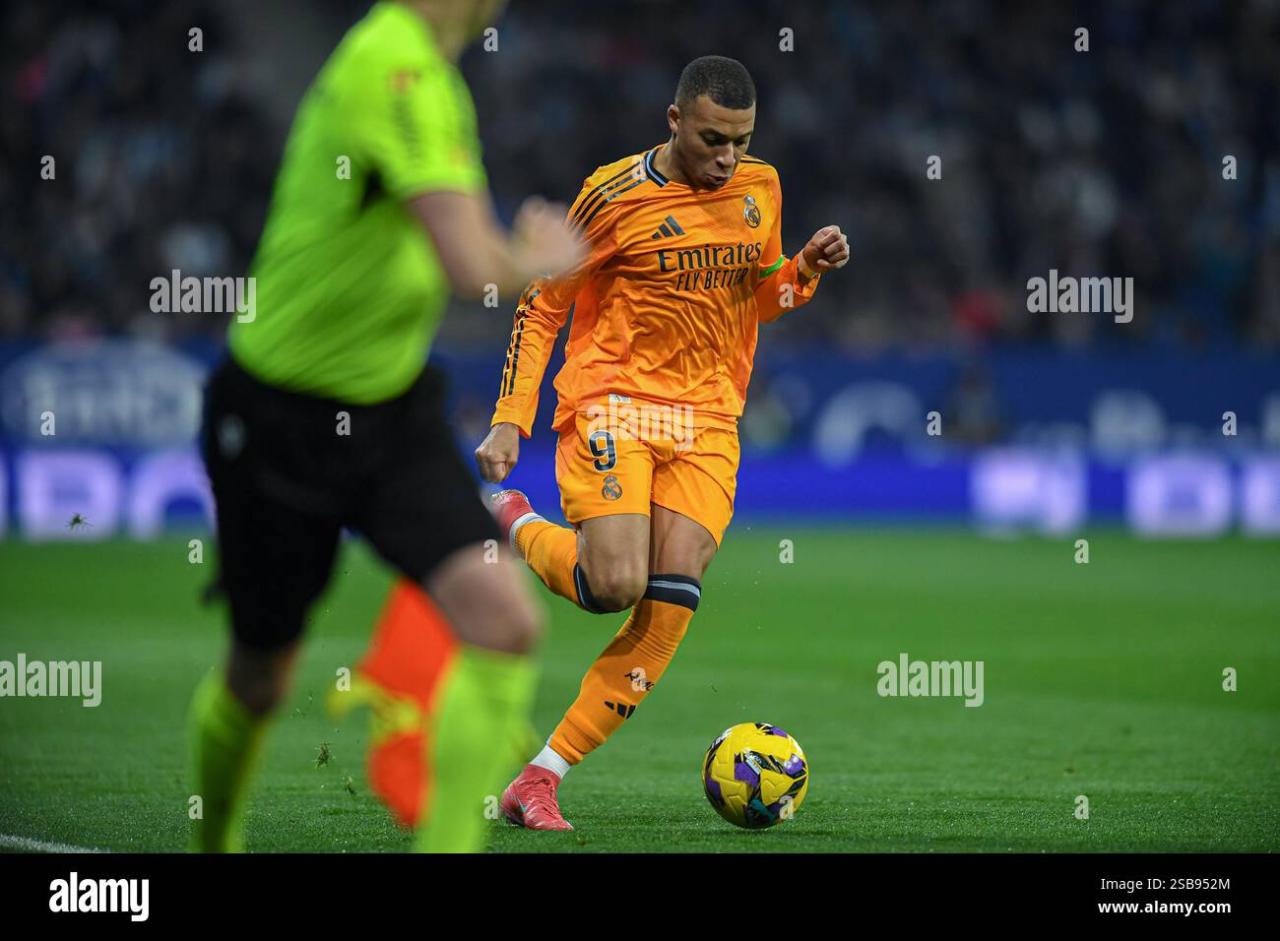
[529,742,572,779]
[509,511,544,552]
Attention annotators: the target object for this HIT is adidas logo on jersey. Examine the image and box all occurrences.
[649,215,686,239]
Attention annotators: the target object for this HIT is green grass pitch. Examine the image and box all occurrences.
[1,529,1277,853]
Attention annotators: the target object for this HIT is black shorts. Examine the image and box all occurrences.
[200,356,498,651]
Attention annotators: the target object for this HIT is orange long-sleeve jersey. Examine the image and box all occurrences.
[492,145,821,437]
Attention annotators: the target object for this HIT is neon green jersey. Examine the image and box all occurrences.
[230,1,486,404]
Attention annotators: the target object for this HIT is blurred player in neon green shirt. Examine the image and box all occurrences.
[190,0,583,854]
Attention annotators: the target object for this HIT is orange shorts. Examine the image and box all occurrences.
[554,401,740,545]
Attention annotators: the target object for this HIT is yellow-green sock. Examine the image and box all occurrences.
[187,669,269,852]
[413,646,538,853]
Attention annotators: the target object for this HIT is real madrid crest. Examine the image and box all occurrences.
[743,193,761,228]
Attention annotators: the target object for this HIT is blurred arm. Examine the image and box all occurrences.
[407,190,554,299]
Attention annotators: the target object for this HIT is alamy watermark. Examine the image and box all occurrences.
[1026,269,1133,324]
[585,394,697,451]
[876,652,984,707]
[149,269,256,322]
[0,653,102,707]
[49,872,148,922]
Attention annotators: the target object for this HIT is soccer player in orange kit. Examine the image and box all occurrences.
[474,55,849,830]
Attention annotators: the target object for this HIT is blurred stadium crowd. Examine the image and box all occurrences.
[3,0,1277,351]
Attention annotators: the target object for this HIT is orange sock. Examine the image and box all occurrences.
[516,518,606,612]
[549,575,700,763]
[327,579,456,828]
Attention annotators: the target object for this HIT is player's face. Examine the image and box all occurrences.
[669,96,756,190]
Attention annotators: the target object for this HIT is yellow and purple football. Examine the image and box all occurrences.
[701,722,809,829]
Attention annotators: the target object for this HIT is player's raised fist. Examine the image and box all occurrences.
[512,197,586,282]
[475,421,521,483]
[800,225,850,274]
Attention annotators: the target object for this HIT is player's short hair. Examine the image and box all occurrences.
[675,56,756,111]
